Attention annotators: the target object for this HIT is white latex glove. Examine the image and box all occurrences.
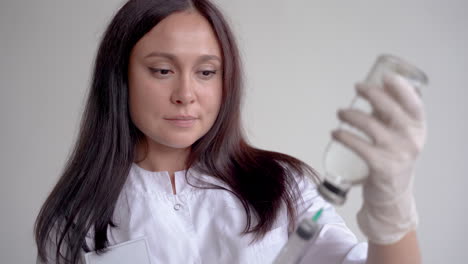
[332,74,427,245]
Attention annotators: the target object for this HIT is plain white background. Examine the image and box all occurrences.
[0,0,466,263]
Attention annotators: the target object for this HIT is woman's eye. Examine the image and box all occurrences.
[199,70,216,78]
[148,68,217,79]
[149,68,172,76]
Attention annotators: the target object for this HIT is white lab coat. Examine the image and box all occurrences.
[37,163,367,264]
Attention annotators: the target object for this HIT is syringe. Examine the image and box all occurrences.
[272,208,323,264]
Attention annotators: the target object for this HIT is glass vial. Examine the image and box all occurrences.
[272,217,321,264]
[318,54,428,205]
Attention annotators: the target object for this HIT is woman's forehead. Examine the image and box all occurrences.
[133,11,222,60]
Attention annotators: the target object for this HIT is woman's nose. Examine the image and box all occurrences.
[171,75,195,105]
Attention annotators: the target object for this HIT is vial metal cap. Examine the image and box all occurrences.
[318,180,347,206]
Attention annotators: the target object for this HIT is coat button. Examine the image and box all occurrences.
[174,203,182,211]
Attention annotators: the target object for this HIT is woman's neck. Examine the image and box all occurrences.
[134,138,190,175]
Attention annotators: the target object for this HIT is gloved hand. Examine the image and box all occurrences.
[333,74,427,245]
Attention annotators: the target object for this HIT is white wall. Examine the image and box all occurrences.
[1,0,466,263]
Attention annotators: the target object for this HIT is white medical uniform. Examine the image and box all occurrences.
[38,163,367,264]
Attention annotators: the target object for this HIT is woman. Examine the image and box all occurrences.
[35,0,425,263]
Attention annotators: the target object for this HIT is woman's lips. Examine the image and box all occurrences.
[165,118,197,128]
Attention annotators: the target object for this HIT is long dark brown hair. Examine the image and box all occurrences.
[34,0,319,263]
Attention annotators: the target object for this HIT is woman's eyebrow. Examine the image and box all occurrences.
[144,51,221,64]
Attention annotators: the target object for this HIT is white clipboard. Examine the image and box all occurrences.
[84,237,151,264]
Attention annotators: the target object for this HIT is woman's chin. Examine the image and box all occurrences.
[159,137,198,150]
